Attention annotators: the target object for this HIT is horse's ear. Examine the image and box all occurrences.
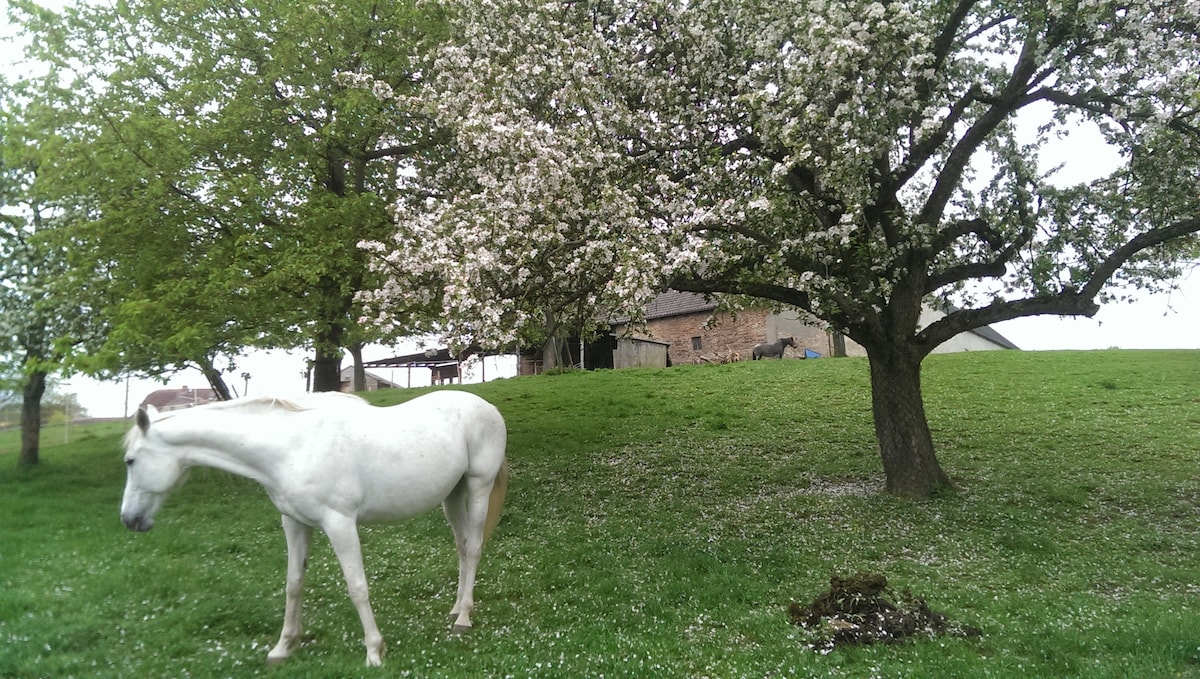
[136,408,151,433]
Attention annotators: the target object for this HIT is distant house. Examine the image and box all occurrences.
[612,290,1019,365]
[445,290,1019,375]
[338,366,399,393]
[140,387,220,412]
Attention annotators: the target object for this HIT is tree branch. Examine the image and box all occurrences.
[930,0,980,74]
[362,143,422,160]
[924,221,1034,294]
[1079,217,1200,299]
[924,261,1008,293]
[718,134,841,228]
[919,30,1042,226]
[1021,86,1120,117]
[669,277,812,311]
[918,216,1200,349]
[929,217,997,253]
[895,84,980,187]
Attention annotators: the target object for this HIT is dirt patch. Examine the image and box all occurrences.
[789,572,981,652]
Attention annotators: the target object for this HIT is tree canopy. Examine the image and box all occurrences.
[365,0,1200,496]
[9,0,445,393]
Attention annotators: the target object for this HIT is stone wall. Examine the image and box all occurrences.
[623,308,850,363]
[770,309,866,357]
[614,294,1013,366]
[634,308,771,364]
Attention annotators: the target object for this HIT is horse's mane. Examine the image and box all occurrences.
[138,392,366,424]
[123,393,368,451]
[207,392,367,413]
[207,396,310,412]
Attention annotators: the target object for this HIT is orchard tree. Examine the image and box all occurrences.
[366,0,1200,497]
[10,0,444,392]
[0,73,97,466]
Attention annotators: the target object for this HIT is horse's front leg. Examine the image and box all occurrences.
[323,515,386,666]
[268,515,312,665]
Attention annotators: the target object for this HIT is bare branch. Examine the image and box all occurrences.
[919,217,1200,349]
[895,85,980,187]
[669,276,811,311]
[919,31,1042,226]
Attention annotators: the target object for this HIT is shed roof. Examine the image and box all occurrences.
[363,349,459,369]
[642,290,718,320]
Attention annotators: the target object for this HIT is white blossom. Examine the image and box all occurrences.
[361,0,1200,350]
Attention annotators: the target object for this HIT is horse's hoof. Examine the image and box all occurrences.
[450,624,472,635]
[266,654,288,666]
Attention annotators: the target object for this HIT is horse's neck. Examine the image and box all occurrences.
[162,413,287,487]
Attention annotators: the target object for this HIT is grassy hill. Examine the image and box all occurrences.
[1,350,1197,677]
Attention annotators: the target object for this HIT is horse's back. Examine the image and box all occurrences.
[387,390,504,442]
[279,390,505,523]
[405,391,505,466]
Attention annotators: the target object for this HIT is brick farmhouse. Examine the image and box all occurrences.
[614,290,1018,366]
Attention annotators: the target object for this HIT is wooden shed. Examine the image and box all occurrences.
[614,336,670,369]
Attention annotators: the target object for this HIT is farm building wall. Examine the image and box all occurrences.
[533,291,1017,373]
[638,305,1012,361]
[338,367,399,392]
[767,309,861,357]
[621,308,773,364]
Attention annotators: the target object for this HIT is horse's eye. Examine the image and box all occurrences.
[125,458,135,467]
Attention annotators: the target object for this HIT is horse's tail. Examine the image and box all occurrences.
[483,457,508,543]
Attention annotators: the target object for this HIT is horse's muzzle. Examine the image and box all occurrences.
[121,513,154,532]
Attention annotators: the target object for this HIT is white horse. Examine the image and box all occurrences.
[119,389,508,667]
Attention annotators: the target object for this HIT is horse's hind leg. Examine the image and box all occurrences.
[268,515,312,665]
[442,476,491,631]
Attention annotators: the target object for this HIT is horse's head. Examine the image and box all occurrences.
[120,406,189,532]
[782,336,797,348]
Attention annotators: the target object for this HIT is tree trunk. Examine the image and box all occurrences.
[541,313,563,371]
[542,337,561,370]
[832,332,847,357]
[19,369,47,467]
[865,344,954,498]
[197,356,234,401]
[311,344,343,392]
[349,342,366,392]
[311,274,348,392]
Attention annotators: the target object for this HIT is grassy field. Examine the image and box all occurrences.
[1,350,1197,678]
[0,420,130,459]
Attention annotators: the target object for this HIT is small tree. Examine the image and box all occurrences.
[0,73,95,465]
[368,0,1200,497]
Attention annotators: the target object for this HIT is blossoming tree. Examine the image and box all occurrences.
[366,0,1200,497]
[1,73,100,466]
